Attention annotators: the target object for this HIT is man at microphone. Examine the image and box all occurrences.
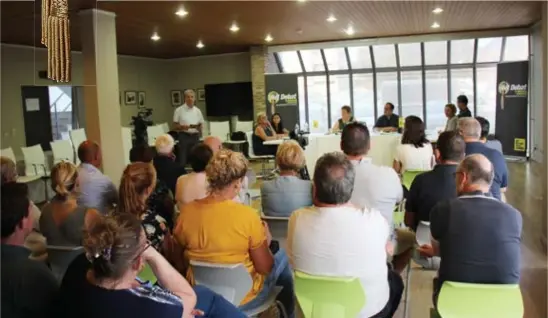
[172,89,204,166]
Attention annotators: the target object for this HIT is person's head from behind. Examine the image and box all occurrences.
[78,141,102,167]
[402,115,428,148]
[276,140,305,173]
[1,183,32,243]
[457,95,468,111]
[1,156,17,185]
[341,105,352,121]
[206,149,248,199]
[155,134,175,157]
[118,162,157,217]
[444,103,457,118]
[458,117,481,142]
[189,143,213,173]
[256,112,268,126]
[341,122,370,158]
[203,136,222,154]
[435,131,465,164]
[184,89,195,107]
[129,144,154,163]
[51,161,79,200]
[271,113,283,127]
[475,116,490,140]
[312,152,355,206]
[455,154,494,195]
[83,213,147,284]
[384,102,395,116]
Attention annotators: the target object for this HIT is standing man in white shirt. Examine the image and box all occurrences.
[173,89,204,166]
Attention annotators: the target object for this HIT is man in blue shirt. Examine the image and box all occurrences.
[458,118,508,200]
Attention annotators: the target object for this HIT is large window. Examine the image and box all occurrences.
[352,74,375,128]
[49,86,73,141]
[424,41,447,65]
[298,76,307,127]
[504,35,529,61]
[300,50,325,72]
[476,37,503,63]
[307,76,328,133]
[329,75,351,124]
[451,39,475,64]
[476,67,497,132]
[373,45,397,68]
[398,43,422,67]
[450,68,474,109]
[348,46,372,69]
[278,51,301,73]
[324,48,348,70]
[400,71,423,119]
[425,70,449,130]
[376,72,398,118]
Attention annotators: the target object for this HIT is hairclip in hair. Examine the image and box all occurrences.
[102,247,112,261]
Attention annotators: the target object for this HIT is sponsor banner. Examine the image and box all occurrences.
[495,61,529,157]
[265,74,299,130]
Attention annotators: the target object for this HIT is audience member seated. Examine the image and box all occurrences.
[261,140,312,217]
[418,154,522,306]
[271,112,289,136]
[288,152,403,317]
[1,156,45,258]
[174,149,295,317]
[374,102,400,132]
[55,213,246,318]
[153,134,187,195]
[443,103,458,132]
[476,116,503,153]
[458,118,508,200]
[40,162,100,246]
[1,183,58,317]
[404,131,465,269]
[253,112,279,156]
[393,115,433,175]
[331,105,356,133]
[118,162,170,250]
[175,143,213,209]
[77,141,117,214]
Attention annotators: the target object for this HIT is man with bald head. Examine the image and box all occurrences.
[458,117,508,200]
[203,136,222,154]
[419,154,522,306]
[77,141,117,214]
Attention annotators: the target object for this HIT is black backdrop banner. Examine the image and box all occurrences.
[495,61,529,157]
[265,74,299,131]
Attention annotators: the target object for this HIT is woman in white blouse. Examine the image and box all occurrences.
[393,115,434,174]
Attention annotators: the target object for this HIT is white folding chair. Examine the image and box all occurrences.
[160,122,169,133]
[261,213,290,240]
[47,245,84,282]
[190,261,283,317]
[246,131,275,179]
[236,121,254,133]
[147,125,164,146]
[209,121,230,141]
[50,140,74,164]
[1,147,16,163]
[121,127,133,165]
[69,128,86,165]
[21,144,49,177]
[1,147,41,184]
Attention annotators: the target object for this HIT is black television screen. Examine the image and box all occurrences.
[204,82,253,118]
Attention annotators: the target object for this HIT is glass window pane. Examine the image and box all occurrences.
[400,71,423,120]
[476,37,503,63]
[298,76,307,127]
[450,39,474,64]
[278,51,301,73]
[476,67,497,132]
[450,68,474,112]
[504,35,529,61]
[352,73,375,128]
[398,43,422,67]
[425,69,449,130]
[266,53,280,73]
[323,48,348,71]
[329,75,351,128]
[307,75,328,133]
[373,45,397,68]
[48,86,73,141]
[424,41,447,65]
[300,50,325,72]
[376,72,399,118]
[348,46,372,69]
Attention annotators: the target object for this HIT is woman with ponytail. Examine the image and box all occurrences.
[40,161,100,246]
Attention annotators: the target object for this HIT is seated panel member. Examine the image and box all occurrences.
[374,102,399,132]
[331,105,355,133]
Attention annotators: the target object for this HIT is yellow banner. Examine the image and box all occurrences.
[513,138,526,152]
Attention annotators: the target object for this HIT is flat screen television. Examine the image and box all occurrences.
[204,82,253,118]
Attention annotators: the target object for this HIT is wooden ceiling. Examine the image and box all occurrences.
[0,1,542,59]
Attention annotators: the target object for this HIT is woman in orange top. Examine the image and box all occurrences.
[174,149,294,317]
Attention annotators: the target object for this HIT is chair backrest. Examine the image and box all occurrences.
[236,121,254,133]
[147,125,164,146]
[46,245,85,281]
[50,140,74,164]
[202,120,210,137]
[209,121,230,141]
[190,260,252,305]
[1,147,16,163]
[21,144,48,176]
[402,170,426,190]
[295,271,366,318]
[160,122,169,133]
[121,127,133,165]
[246,131,257,157]
[69,128,86,165]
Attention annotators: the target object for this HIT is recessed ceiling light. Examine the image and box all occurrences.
[175,8,188,17]
[265,34,273,42]
[344,26,355,36]
[196,40,204,49]
[297,0,306,2]
[432,7,443,14]
[229,22,240,33]
[431,22,440,29]
[150,32,160,41]
[327,14,337,23]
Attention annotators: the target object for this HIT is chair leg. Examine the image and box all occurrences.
[403,261,412,318]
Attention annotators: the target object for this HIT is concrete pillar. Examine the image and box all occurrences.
[250,46,267,118]
[79,9,125,186]
[542,2,547,249]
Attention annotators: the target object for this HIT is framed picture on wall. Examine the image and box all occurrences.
[171,90,182,107]
[197,88,205,101]
[138,91,146,107]
[125,91,137,105]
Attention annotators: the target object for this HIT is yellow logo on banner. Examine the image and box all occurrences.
[514,138,526,152]
[312,120,319,129]
[398,117,405,128]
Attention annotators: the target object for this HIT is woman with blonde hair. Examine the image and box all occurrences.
[175,149,295,317]
[40,161,100,246]
[252,112,279,156]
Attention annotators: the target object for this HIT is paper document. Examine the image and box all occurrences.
[25,98,40,112]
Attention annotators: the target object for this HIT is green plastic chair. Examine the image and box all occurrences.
[138,263,157,284]
[437,281,523,318]
[294,271,365,318]
[402,170,426,190]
